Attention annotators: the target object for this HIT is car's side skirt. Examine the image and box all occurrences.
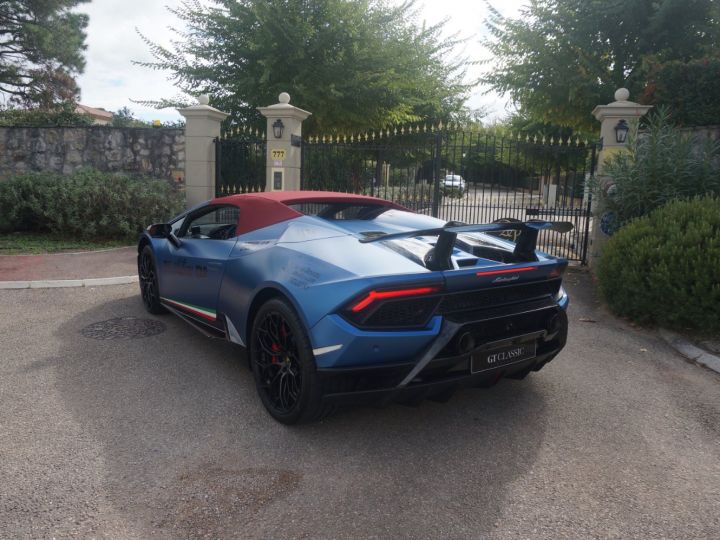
[160,299,227,340]
[160,297,217,322]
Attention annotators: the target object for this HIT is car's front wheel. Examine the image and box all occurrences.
[138,245,166,315]
[250,298,328,424]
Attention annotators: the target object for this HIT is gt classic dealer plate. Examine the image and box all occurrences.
[471,340,537,373]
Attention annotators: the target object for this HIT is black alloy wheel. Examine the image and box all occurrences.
[138,245,166,314]
[250,298,327,424]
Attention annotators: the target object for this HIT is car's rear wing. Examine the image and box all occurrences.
[359,220,574,270]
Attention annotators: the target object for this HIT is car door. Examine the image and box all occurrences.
[159,204,240,329]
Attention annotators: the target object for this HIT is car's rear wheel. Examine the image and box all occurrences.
[138,245,166,315]
[250,298,328,424]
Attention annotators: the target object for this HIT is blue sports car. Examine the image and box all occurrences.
[138,191,571,424]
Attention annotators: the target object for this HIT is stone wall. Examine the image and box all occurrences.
[680,125,720,142]
[0,126,185,183]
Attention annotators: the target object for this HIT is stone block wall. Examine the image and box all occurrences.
[0,126,185,183]
[680,125,720,142]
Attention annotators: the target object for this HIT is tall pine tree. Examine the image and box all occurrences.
[0,0,89,108]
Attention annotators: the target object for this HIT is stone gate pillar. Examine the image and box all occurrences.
[178,95,229,208]
[588,88,651,266]
[258,92,311,191]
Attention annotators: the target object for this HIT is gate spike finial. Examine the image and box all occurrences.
[438,120,444,130]
[550,136,554,145]
[371,131,375,140]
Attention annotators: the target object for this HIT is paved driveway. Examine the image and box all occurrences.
[1,271,718,539]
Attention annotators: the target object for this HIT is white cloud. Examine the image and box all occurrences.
[76,0,526,122]
[76,0,188,122]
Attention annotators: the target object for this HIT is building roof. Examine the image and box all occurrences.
[75,104,114,121]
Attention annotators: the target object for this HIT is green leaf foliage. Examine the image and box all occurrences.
[0,102,93,126]
[641,57,720,126]
[0,1,90,107]
[482,0,719,130]
[601,109,720,225]
[0,170,184,240]
[597,196,720,333]
[135,0,473,132]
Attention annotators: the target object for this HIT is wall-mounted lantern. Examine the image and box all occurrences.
[614,119,629,144]
[272,119,285,139]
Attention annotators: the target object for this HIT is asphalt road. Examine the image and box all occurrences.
[1,270,718,539]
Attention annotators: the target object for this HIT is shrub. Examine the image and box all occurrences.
[0,103,94,127]
[0,170,184,240]
[601,109,720,226]
[597,196,720,334]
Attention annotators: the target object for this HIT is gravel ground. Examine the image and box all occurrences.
[1,271,718,539]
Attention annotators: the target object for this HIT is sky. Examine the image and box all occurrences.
[75,0,528,123]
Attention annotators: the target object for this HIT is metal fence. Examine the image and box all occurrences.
[302,128,597,263]
[214,129,266,196]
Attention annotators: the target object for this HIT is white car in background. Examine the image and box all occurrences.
[442,174,466,195]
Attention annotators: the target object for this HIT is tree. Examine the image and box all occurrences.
[0,0,89,108]
[482,0,719,130]
[136,0,472,132]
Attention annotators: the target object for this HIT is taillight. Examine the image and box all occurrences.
[548,264,568,279]
[349,286,440,312]
[343,285,442,329]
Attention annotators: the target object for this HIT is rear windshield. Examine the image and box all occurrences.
[288,202,391,220]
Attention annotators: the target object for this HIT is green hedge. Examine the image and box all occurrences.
[0,103,94,127]
[597,197,720,333]
[0,170,184,240]
[641,57,720,126]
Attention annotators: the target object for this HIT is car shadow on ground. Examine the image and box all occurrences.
[48,294,550,538]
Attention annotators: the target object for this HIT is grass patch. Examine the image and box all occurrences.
[0,233,131,255]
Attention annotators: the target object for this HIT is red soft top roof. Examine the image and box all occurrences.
[210,191,407,235]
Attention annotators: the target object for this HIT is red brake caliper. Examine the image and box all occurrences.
[271,343,280,364]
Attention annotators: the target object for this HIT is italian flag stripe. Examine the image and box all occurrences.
[160,297,217,321]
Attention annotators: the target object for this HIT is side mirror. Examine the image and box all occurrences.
[147,223,182,247]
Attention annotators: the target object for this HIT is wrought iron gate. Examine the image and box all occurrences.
[214,129,266,196]
[301,128,597,263]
